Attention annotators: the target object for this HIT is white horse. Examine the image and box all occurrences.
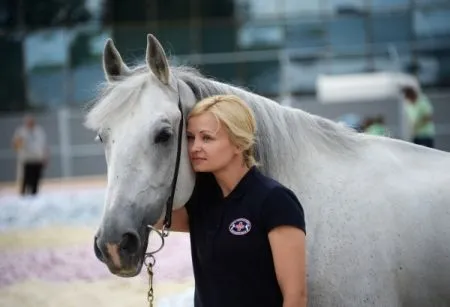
[84,34,450,306]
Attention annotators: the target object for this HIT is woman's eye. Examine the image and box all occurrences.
[203,135,212,141]
[155,130,172,144]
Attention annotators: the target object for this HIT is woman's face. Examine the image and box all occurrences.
[186,112,240,173]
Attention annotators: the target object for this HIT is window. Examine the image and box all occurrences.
[112,25,150,62]
[414,0,449,7]
[70,26,112,105]
[285,17,327,52]
[238,0,284,19]
[329,55,370,75]
[284,57,330,94]
[370,0,410,11]
[328,16,366,53]
[197,63,240,85]
[414,8,450,49]
[201,21,236,53]
[25,28,70,109]
[241,60,280,96]
[237,21,284,50]
[373,50,413,72]
[416,50,450,88]
[283,0,321,17]
[157,24,193,54]
[322,0,366,15]
[236,0,321,19]
[371,12,412,44]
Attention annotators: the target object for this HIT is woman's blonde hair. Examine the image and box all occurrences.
[188,94,258,168]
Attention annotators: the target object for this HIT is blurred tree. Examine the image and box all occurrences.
[0,0,18,29]
[0,35,28,112]
[156,0,190,21]
[70,31,92,68]
[101,0,146,23]
[23,0,91,28]
[199,0,234,18]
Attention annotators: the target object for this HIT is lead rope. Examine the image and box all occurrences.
[144,225,169,307]
[145,254,155,306]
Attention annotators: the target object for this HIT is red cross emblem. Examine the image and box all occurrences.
[229,218,251,235]
[235,222,245,231]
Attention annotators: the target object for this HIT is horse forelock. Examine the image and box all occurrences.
[84,67,150,132]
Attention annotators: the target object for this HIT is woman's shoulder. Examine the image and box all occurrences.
[250,168,300,204]
[251,169,306,233]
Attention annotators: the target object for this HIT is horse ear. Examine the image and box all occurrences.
[103,39,130,82]
[146,34,170,85]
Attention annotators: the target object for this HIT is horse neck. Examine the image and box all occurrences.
[240,87,359,173]
[182,74,362,186]
[253,101,352,180]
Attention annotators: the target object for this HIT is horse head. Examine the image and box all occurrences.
[85,34,196,277]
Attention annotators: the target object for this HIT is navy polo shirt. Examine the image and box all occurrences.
[185,166,306,307]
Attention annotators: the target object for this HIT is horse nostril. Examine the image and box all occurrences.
[119,232,140,255]
[94,236,105,262]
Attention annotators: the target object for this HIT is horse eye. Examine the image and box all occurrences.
[95,135,103,143]
[154,130,172,144]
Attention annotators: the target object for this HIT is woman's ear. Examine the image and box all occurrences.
[234,144,244,155]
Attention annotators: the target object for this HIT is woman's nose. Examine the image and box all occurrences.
[189,138,201,152]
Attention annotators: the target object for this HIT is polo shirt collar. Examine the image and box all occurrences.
[224,166,258,200]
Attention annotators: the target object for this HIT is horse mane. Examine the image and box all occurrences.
[171,66,364,174]
[85,62,364,175]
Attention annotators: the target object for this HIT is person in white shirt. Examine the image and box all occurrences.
[12,115,49,195]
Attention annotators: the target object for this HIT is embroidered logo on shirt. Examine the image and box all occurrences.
[228,218,252,235]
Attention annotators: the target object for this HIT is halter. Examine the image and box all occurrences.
[145,83,184,254]
[143,84,185,306]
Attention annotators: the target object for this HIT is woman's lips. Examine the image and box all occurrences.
[191,157,206,164]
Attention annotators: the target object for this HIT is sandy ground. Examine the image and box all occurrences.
[0,175,107,196]
[0,279,194,307]
[0,178,195,307]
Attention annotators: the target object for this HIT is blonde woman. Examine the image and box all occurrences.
[168,94,307,307]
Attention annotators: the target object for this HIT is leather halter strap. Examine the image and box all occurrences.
[162,85,184,232]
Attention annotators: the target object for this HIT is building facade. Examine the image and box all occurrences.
[0,0,449,113]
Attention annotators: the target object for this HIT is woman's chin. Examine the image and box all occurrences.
[192,162,216,173]
[193,165,209,172]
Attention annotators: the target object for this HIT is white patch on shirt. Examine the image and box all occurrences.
[228,218,252,235]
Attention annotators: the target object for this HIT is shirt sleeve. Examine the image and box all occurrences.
[261,186,306,234]
[421,96,433,115]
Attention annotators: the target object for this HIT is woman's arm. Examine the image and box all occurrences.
[269,225,307,307]
[153,207,190,233]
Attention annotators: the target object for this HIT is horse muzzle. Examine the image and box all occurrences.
[94,228,149,277]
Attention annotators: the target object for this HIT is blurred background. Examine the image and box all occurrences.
[0,0,449,182]
[0,1,449,306]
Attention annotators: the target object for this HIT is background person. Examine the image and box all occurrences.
[12,114,49,196]
[402,86,436,148]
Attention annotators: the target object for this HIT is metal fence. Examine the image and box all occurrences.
[1,89,449,183]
